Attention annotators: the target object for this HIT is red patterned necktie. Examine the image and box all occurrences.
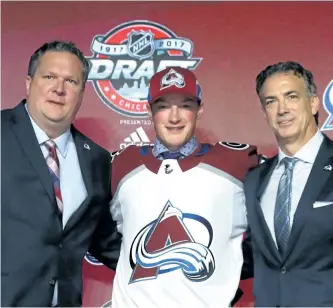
[44,140,63,213]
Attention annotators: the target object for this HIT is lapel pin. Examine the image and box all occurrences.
[84,143,90,150]
[324,165,332,171]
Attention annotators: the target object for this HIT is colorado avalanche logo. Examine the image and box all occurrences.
[129,201,215,284]
[321,80,333,131]
[160,68,186,90]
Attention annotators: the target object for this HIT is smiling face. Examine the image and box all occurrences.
[259,72,319,151]
[148,93,203,151]
[26,51,85,138]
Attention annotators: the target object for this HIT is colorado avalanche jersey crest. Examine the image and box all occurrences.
[109,142,258,308]
[129,200,215,284]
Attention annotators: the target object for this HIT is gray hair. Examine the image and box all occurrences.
[256,61,317,98]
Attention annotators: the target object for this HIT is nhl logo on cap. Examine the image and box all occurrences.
[160,68,186,90]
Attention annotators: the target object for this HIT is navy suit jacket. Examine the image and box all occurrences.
[244,135,333,307]
[1,101,121,307]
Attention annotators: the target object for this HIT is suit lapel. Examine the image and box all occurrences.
[63,127,94,233]
[284,135,333,261]
[11,101,55,204]
[255,156,282,263]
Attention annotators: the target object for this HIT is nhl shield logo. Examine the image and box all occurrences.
[127,30,155,60]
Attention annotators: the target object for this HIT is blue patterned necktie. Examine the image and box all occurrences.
[163,151,182,160]
[274,157,297,254]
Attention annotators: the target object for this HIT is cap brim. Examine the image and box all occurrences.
[149,89,200,104]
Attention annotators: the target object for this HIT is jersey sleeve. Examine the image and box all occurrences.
[109,146,144,235]
[205,141,260,183]
[231,187,247,238]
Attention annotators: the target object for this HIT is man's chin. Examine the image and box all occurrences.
[164,140,187,152]
[45,114,67,124]
[276,130,299,142]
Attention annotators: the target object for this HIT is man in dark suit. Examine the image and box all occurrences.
[244,61,333,306]
[1,41,121,307]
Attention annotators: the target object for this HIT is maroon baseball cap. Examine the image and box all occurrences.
[147,67,202,104]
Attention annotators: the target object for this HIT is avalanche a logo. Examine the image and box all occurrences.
[160,68,186,90]
[129,201,215,284]
[87,20,202,118]
[321,80,333,131]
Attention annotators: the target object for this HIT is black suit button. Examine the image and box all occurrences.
[58,243,62,248]
[281,267,287,274]
[49,278,56,285]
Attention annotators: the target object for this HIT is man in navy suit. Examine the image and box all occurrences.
[244,61,333,306]
[1,40,121,307]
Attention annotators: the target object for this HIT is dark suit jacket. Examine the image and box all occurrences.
[1,101,121,307]
[244,134,333,307]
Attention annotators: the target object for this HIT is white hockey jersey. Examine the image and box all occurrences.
[109,142,258,308]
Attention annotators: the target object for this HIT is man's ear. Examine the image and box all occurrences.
[26,75,32,96]
[147,102,153,120]
[196,102,204,120]
[310,95,320,115]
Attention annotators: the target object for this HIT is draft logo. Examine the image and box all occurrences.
[87,20,202,118]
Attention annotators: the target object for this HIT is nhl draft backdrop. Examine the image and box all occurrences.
[2,1,333,307]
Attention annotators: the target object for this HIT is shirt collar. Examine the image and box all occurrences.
[277,130,324,166]
[25,104,71,157]
[152,136,199,158]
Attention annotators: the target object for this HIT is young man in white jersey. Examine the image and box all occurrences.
[109,67,258,307]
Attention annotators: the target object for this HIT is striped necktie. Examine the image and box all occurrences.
[274,157,297,254]
[44,140,63,213]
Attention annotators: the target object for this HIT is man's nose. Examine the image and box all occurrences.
[277,99,289,115]
[53,79,65,95]
[168,106,181,123]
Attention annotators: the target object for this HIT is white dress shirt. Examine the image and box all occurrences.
[26,105,87,305]
[260,130,324,246]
